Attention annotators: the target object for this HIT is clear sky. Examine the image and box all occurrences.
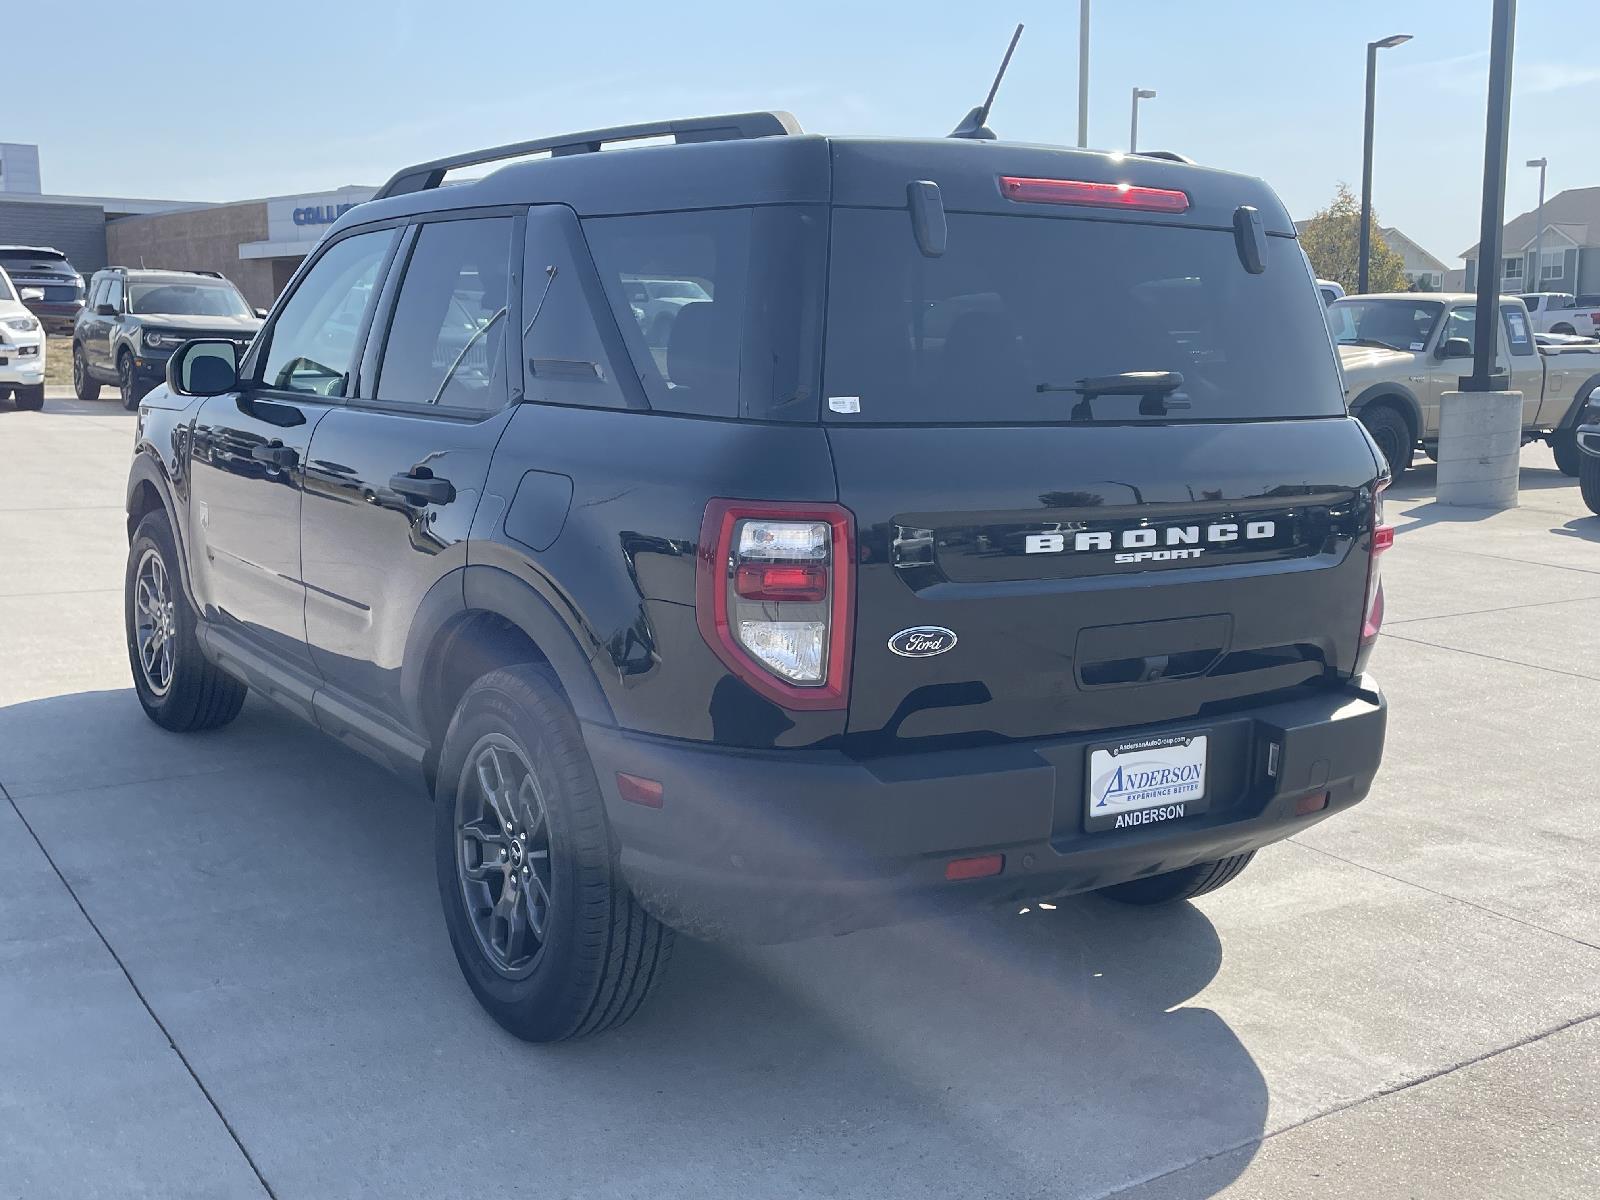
[17,0,1596,269]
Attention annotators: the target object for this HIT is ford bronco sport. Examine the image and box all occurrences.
[123,111,1389,1041]
[74,267,264,409]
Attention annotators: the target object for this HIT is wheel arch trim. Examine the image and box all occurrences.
[1349,384,1422,443]
[125,451,200,611]
[401,565,615,741]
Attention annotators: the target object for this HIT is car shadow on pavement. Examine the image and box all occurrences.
[1552,516,1600,542]
[1,688,1265,1200]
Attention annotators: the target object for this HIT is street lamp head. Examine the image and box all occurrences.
[1526,157,1547,168]
[1134,88,1157,100]
[1371,33,1412,49]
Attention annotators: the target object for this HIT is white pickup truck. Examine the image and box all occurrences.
[1519,292,1600,338]
[1328,292,1600,479]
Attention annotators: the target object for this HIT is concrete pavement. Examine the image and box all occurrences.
[2,388,1598,1198]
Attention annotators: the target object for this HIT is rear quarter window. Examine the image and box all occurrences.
[582,207,825,421]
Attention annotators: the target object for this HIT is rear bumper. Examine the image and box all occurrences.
[583,677,1387,942]
[26,301,82,331]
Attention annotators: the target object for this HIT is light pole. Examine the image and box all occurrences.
[1130,88,1156,152]
[1464,0,1516,392]
[1077,0,1091,147]
[1526,157,1547,291]
[1359,33,1412,294]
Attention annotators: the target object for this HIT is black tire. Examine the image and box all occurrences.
[13,384,44,411]
[1581,450,1600,515]
[1552,431,1582,477]
[1097,851,1257,906]
[1359,404,1412,481]
[434,663,673,1042]
[118,349,149,410]
[73,342,101,401]
[125,511,247,732]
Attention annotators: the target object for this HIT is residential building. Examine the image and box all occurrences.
[1378,226,1447,291]
[1290,219,1447,291]
[1462,186,1600,296]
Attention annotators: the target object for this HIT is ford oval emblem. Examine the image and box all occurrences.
[888,626,958,658]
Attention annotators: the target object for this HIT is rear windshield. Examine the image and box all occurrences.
[822,211,1344,424]
[0,249,67,266]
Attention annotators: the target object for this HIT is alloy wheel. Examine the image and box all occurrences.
[132,547,177,696]
[455,734,555,978]
[73,346,85,390]
[119,355,134,405]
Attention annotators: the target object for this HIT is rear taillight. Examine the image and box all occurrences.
[1357,480,1393,666]
[696,499,854,710]
[998,175,1190,213]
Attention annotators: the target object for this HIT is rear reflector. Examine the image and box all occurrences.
[999,176,1190,213]
[1296,792,1330,816]
[616,772,664,808]
[945,853,1005,881]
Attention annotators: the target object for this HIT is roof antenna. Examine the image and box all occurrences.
[948,23,1024,140]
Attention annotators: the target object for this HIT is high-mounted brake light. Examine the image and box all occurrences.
[999,176,1190,213]
[696,499,855,710]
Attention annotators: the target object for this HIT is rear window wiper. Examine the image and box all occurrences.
[1037,371,1188,420]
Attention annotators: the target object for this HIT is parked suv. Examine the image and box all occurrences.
[123,112,1390,1041]
[0,264,47,408]
[74,267,263,408]
[0,246,85,332]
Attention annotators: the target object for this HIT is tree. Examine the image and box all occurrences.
[1299,183,1409,294]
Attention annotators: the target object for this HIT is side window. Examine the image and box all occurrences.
[87,277,106,308]
[1501,305,1534,356]
[521,205,630,410]
[374,217,513,411]
[582,206,824,420]
[1444,307,1476,354]
[584,208,752,418]
[258,229,394,396]
[104,276,123,313]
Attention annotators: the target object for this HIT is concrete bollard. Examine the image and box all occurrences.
[1435,390,1521,509]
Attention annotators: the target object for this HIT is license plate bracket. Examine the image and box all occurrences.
[1085,732,1209,832]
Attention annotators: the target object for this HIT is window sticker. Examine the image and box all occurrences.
[828,395,861,414]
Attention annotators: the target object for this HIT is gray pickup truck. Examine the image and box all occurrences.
[1329,292,1600,479]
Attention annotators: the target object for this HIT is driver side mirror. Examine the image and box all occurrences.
[1437,337,1473,360]
[167,339,240,397]
[20,286,44,302]
[254,308,269,319]
[95,302,118,317]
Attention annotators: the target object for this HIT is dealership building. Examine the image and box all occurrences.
[0,143,372,310]
[105,186,375,308]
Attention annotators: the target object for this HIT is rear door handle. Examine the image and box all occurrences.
[389,470,456,505]
[251,443,298,469]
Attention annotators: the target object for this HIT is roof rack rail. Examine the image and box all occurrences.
[189,269,224,278]
[374,111,802,201]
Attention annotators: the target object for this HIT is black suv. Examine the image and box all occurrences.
[123,112,1389,1041]
[0,245,85,332]
[75,267,263,408]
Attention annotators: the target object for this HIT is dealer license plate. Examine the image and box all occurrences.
[1085,733,1209,832]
